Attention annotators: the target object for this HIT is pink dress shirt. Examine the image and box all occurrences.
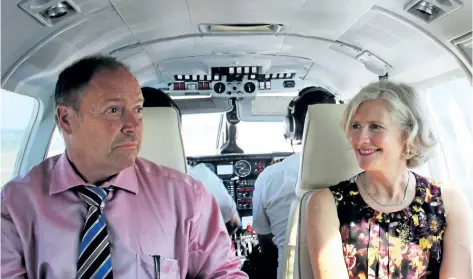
[1,154,248,279]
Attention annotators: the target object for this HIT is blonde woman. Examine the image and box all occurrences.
[306,81,471,279]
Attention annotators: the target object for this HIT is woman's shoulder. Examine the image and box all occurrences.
[412,172,445,202]
[326,174,361,207]
[328,174,359,195]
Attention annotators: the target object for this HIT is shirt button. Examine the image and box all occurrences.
[100,202,105,209]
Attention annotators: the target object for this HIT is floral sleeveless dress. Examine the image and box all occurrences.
[329,172,446,279]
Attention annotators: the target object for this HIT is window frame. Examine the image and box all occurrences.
[1,90,40,179]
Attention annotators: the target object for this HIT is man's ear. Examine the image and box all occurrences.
[56,106,74,135]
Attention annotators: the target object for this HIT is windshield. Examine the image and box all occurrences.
[181,113,222,156]
[181,113,293,156]
[236,121,293,154]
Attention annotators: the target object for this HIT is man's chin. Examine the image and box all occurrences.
[112,154,138,170]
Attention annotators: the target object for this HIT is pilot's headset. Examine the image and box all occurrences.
[283,86,337,142]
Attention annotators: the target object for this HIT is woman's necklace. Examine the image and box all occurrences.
[362,171,410,207]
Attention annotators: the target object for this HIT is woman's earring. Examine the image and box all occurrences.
[404,148,412,157]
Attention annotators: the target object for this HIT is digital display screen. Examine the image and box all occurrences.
[217,165,233,175]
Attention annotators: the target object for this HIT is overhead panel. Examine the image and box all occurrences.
[4,8,137,94]
[110,0,194,41]
[1,0,112,81]
[375,0,472,45]
[289,0,377,39]
[338,9,447,76]
[155,55,312,82]
[58,8,136,51]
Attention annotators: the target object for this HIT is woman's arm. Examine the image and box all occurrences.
[305,188,350,279]
[440,187,472,279]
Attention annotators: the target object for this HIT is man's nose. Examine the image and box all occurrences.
[122,110,142,134]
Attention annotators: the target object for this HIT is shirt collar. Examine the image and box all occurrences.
[49,153,139,195]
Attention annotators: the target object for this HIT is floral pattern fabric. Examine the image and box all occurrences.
[330,172,446,279]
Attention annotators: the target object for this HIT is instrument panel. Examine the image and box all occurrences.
[187,152,293,217]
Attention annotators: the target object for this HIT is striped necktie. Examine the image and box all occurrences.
[76,186,114,279]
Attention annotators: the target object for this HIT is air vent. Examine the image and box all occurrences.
[404,0,464,24]
[452,32,472,66]
[18,0,81,27]
[199,24,283,33]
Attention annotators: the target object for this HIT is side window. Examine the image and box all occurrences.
[46,126,66,158]
[422,78,473,205]
[1,89,38,185]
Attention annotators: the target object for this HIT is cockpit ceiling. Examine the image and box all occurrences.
[1,0,471,103]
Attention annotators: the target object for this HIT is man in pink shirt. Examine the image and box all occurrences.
[1,55,248,279]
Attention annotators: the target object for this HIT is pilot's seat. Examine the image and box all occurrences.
[280,104,361,279]
[139,107,187,173]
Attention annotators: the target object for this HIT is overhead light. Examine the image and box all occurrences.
[45,2,69,19]
[416,1,435,15]
[19,0,80,27]
[404,0,464,24]
[199,23,283,33]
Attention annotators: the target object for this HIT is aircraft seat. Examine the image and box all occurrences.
[280,104,361,279]
[139,107,187,173]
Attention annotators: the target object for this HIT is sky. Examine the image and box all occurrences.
[1,89,37,131]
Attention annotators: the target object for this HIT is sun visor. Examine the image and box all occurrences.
[250,96,294,116]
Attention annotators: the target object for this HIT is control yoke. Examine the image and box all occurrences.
[220,98,244,154]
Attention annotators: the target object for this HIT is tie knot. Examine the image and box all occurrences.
[76,186,112,207]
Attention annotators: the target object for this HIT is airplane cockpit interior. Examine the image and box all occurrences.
[1,0,472,278]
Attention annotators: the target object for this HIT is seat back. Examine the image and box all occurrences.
[280,104,361,279]
[139,107,187,173]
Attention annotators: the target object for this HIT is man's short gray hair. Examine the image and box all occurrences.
[54,55,129,123]
[342,80,437,168]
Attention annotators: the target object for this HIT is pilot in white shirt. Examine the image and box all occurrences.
[252,87,337,279]
[141,87,240,232]
[187,163,239,226]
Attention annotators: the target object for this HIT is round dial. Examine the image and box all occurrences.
[244,82,256,93]
[214,82,226,94]
[234,160,252,177]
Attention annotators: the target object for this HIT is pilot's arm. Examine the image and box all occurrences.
[188,163,240,231]
[187,180,248,279]
[1,189,27,278]
[252,172,277,253]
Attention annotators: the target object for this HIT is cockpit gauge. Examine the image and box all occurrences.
[234,160,252,177]
[214,82,226,94]
[244,82,256,93]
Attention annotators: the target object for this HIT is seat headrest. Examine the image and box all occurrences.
[298,104,361,194]
[139,107,187,173]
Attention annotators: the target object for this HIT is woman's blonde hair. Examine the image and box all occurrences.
[342,80,437,168]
